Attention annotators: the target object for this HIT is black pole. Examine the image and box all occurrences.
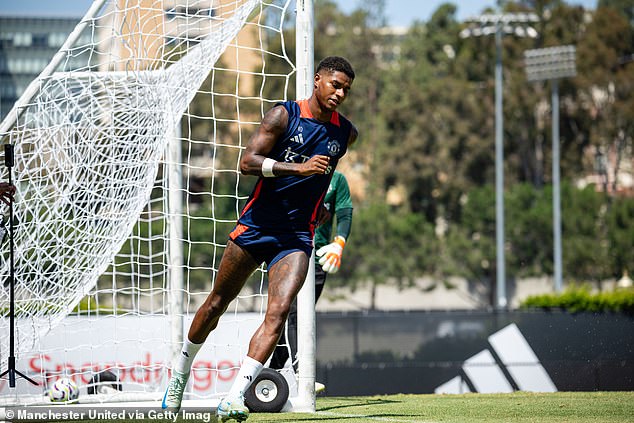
[0,143,38,387]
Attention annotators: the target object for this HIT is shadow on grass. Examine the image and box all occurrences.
[254,414,408,422]
[318,397,402,412]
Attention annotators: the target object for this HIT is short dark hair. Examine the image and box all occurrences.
[316,56,355,80]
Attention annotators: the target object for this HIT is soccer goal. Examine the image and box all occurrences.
[0,0,316,412]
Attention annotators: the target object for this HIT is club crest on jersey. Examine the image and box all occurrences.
[327,139,341,156]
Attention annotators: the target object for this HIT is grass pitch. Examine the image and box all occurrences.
[250,392,634,423]
[41,391,633,422]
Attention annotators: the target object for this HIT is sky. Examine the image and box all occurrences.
[0,0,599,26]
[338,0,598,27]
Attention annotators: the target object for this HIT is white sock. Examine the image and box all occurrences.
[228,356,263,398]
[174,338,203,374]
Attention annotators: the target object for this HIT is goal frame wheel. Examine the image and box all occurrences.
[87,370,122,395]
[244,368,289,413]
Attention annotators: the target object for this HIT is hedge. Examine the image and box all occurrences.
[520,285,634,314]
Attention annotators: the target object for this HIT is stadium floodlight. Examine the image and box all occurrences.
[460,12,539,310]
[524,45,577,294]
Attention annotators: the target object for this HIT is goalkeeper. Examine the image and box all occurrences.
[268,170,353,388]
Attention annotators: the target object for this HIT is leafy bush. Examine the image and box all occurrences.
[72,296,120,315]
[520,286,634,314]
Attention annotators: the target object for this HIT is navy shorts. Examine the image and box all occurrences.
[229,224,313,268]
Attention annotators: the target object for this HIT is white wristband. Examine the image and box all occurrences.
[262,158,277,178]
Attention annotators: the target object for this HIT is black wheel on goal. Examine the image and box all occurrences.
[244,368,289,413]
[87,370,122,395]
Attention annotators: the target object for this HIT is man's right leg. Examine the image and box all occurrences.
[163,240,259,412]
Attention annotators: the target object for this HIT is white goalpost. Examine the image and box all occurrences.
[294,0,316,413]
[0,0,315,412]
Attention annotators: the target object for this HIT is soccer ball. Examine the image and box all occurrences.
[48,378,79,402]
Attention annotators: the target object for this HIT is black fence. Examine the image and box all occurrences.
[314,310,634,395]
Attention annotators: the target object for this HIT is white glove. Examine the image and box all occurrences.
[316,236,346,274]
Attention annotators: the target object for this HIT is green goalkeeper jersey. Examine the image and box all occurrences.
[315,171,353,250]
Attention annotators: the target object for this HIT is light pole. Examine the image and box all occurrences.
[524,45,577,293]
[460,13,539,310]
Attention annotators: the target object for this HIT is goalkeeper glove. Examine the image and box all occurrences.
[316,236,346,274]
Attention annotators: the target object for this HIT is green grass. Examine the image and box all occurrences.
[252,392,634,422]
[48,392,633,422]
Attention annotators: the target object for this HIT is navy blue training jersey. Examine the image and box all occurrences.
[237,100,353,235]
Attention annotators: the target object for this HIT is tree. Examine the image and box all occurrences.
[576,7,634,197]
[599,0,634,29]
[176,1,634,300]
[505,183,553,277]
[605,195,634,278]
[377,4,493,222]
[560,183,612,283]
[442,185,497,308]
[338,204,439,309]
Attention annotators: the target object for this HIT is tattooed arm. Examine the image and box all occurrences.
[239,105,329,177]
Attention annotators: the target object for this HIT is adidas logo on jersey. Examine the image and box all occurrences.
[290,133,304,145]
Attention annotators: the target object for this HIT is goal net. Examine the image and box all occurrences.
[0,0,309,409]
